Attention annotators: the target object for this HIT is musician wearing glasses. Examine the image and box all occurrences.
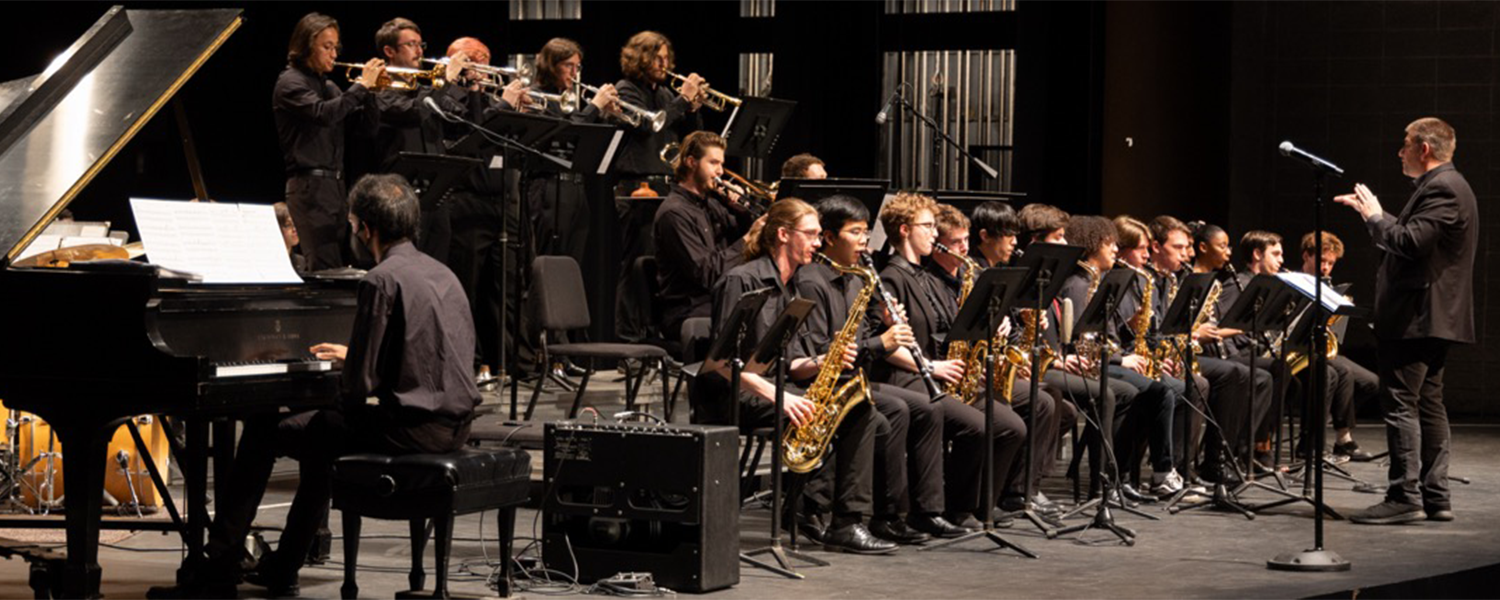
[526,38,617,264]
[697,199,893,555]
[365,17,471,262]
[272,12,383,272]
[653,131,752,342]
[792,196,976,545]
[875,193,1028,530]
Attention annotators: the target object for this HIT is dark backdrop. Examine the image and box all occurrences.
[6,2,1492,414]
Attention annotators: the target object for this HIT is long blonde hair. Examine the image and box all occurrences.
[743,198,816,260]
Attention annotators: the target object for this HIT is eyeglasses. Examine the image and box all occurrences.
[911,221,937,231]
[397,40,428,51]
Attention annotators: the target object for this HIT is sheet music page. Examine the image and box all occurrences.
[130,199,302,284]
[1276,271,1352,313]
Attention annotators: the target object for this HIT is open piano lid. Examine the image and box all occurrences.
[0,6,242,265]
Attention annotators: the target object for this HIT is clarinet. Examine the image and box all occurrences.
[860,252,945,402]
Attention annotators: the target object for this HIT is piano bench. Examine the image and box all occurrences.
[332,447,532,599]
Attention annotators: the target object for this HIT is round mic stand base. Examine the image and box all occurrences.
[1267,548,1351,572]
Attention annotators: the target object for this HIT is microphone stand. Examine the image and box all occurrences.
[1268,167,1350,572]
[886,93,999,185]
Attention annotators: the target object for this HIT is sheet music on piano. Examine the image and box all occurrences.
[130,198,302,285]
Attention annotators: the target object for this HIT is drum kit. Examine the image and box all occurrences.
[0,400,171,517]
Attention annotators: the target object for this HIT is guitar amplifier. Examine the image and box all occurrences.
[542,421,739,593]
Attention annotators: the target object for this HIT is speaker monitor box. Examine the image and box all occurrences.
[542,421,739,593]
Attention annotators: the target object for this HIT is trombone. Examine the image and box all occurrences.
[666,71,742,112]
[571,80,666,131]
[659,142,774,216]
[334,61,445,91]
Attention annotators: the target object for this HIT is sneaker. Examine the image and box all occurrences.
[1347,500,1425,525]
[1332,440,1375,462]
[1151,469,1185,497]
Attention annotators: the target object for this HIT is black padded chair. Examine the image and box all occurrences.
[521,256,670,420]
[333,447,532,599]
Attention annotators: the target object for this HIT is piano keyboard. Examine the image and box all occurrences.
[214,360,333,378]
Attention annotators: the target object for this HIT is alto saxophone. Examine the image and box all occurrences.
[1070,261,1119,378]
[998,308,1056,401]
[783,254,877,474]
[1157,278,1222,377]
[1119,262,1159,379]
[935,243,990,404]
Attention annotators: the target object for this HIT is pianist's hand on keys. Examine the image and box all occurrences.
[310,343,348,365]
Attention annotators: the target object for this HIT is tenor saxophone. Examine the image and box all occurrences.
[783,254,877,474]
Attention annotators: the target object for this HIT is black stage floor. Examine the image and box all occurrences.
[1,386,1497,599]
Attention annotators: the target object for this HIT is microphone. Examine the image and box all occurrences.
[1278,141,1344,177]
[1060,298,1075,346]
[423,96,457,122]
[874,86,905,126]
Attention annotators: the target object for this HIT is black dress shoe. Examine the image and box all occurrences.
[908,513,971,538]
[1118,483,1155,504]
[242,568,300,599]
[782,511,827,544]
[1333,440,1375,462]
[822,523,899,555]
[870,518,931,545]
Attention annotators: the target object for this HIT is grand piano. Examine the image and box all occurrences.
[0,8,357,598]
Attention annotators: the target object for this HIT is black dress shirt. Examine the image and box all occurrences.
[612,77,702,176]
[343,241,482,420]
[272,65,375,174]
[792,261,892,380]
[654,183,747,330]
[709,255,812,367]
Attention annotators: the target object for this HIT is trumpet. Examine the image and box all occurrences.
[335,61,445,91]
[424,58,581,113]
[572,80,666,131]
[667,71,742,112]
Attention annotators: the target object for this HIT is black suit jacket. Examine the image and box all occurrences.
[1367,162,1477,343]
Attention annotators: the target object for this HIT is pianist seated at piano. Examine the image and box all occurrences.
[150,174,482,599]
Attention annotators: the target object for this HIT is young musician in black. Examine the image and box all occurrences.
[927,204,1063,515]
[272,12,383,272]
[697,199,895,554]
[1297,231,1379,462]
[653,131,753,342]
[795,196,975,543]
[875,193,1028,528]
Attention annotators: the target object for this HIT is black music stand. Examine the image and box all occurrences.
[1219,274,1313,503]
[1162,273,1256,519]
[921,266,1033,557]
[1276,283,1369,485]
[740,298,828,577]
[1007,243,1082,534]
[391,152,482,212]
[1049,267,1147,545]
[721,96,796,160]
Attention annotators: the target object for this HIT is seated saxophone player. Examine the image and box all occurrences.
[874,193,1028,529]
[793,196,979,544]
[1114,215,1211,487]
[1207,227,1304,470]
[695,199,896,555]
[927,204,1062,517]
[1147,216,1269,485]
[1061,216,1181,499]
[1028,214,1144,501]
[1296,231,1379,462]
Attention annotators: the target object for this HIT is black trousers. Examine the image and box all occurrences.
[887,372,1031,516]
[448,187,535,373]
[527,177,591,264]
[1378,338,1452,509]
[284,175,347,271]
[1044,369,1135,493]
[1108,366,1176,475]
[204,406,470,579]
[1328,354,1379,432]
[867,382,946,517]
[1196,357,1271,465]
